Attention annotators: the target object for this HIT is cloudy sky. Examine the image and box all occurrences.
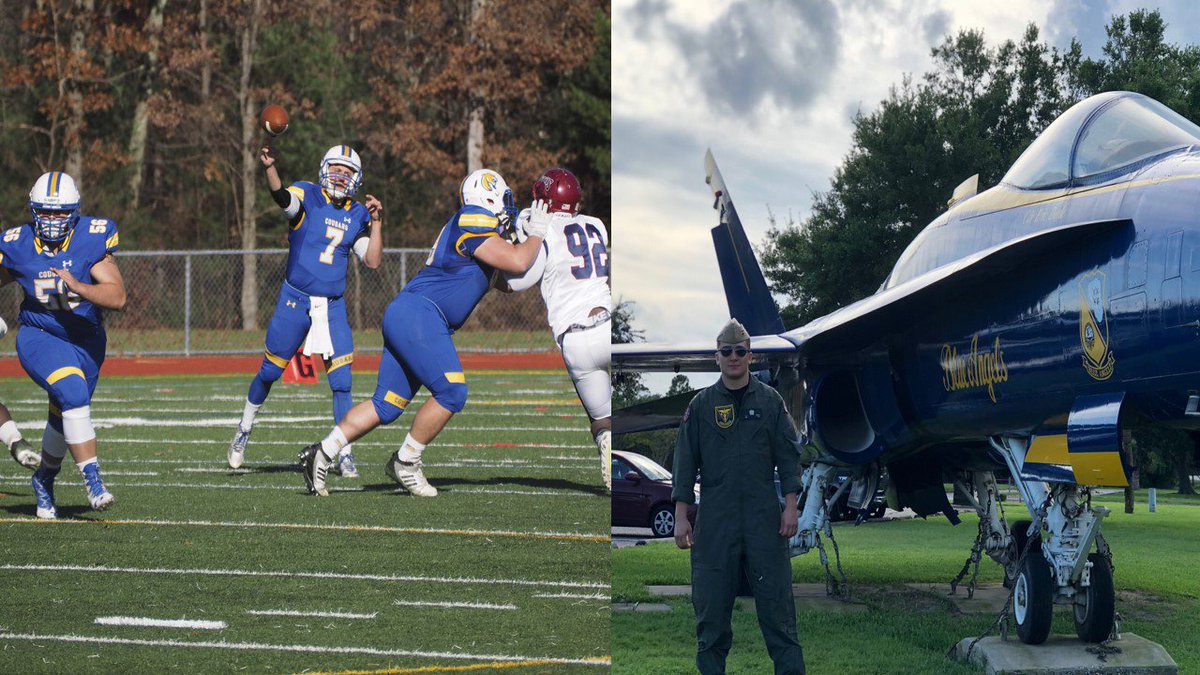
[612,0,1200,391]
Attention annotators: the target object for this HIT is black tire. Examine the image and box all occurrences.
[649,505,675,538]
[1003,519,1034,590]
[1013,549,1055,645]
[1073,553,1115,642]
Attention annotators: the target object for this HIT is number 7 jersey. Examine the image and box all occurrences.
[0,217,119,340]
[517,210,611,339]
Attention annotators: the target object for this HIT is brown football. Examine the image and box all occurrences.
[261,105,289,136]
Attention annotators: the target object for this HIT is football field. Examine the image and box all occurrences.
[0,370,610,674]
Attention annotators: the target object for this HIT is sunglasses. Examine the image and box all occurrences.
[718,346,750,357]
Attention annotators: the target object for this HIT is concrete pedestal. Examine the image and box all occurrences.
[953,633,1177,674]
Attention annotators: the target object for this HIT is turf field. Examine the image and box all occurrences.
[0,370,610,674]
[613,493,1200,674]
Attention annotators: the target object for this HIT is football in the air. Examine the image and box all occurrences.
[261,105,289,136]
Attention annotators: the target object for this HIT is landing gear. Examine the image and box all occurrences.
[956,437,1119,645]
[1073,552,1115,642]
[1013,546,1054,644]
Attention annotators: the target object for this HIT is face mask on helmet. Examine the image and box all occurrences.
[29,171,81,245]
[532,167,581,216]
[319,145,363,200]
[462,169,516,224]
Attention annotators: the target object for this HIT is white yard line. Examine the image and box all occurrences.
[97,438,593,449]
[0,563,609,590]
[392,600,517,611]
[95,616,226,630]
[14,418,584,432]
[532,592,610,601]
[0,517,609,543]
[0,632,609,666]
[0,477,597,498]
[245,609,377,620]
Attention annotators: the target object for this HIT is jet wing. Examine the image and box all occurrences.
[612,334,798,373]
[783,218,1131,363]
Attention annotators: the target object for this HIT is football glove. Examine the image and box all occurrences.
[524,199,552,239]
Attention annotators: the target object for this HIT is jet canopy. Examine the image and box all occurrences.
[1002,91,1200,189]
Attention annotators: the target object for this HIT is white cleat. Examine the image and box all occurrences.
[298,443,331,497]
[385,453,438,497]
[9,439,41,471]
[228,428,250,469]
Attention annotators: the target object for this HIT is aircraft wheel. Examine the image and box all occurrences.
[1003,519,1034,590]
[1013,549,1054,645]
[1073,553,1115,643]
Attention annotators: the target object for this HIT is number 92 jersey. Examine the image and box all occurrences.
[283,181,372,298]
[516,209,610,340]
[0,217,119,340]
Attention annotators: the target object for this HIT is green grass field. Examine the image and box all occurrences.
[0,370,609,674]
[613,494,1200,674]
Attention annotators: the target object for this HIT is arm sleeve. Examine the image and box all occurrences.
[671,396,702,504]
[352,235,370,261]
[770,391,803,496]
[284,184,305,222]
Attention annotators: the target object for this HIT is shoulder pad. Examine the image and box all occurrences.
[457,207,500,233]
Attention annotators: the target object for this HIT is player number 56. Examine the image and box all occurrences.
[34,278,81,311]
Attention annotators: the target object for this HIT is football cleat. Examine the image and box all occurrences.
[332,450,358,479]
[385,452,438,497]
[82,463,114,511]
[227,428,250,469]
[9,438,41,471]
[298,443,331,496]
[31,464,59,520]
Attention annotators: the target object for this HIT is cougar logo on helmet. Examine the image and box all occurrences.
[461,169,518,225]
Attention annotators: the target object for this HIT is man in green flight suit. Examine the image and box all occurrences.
[672,318,805,675]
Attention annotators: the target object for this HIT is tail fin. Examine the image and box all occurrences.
[705,149,786,335]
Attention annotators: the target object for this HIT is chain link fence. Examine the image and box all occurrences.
[0,249,554,357]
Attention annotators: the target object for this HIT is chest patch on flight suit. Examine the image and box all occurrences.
[745,408,761,420]
[715,404,735,429]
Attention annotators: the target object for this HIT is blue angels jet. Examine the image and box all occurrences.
[614,91,1200,645]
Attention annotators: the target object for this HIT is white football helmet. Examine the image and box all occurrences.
[460,169,518,225]
[319,145,363,200]
[29,171,81,244]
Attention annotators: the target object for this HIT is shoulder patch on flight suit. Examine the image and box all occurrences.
[715,404,735,429]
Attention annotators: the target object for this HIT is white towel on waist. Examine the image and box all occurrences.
[303,296,334,357]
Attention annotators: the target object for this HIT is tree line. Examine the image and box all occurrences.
[0,0,610,327]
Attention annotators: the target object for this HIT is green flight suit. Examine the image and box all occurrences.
[673,377,805,675]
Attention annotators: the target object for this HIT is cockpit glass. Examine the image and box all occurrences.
[1001,97,1097,189]
[1073,96,1200,179]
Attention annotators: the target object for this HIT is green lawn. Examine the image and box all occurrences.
[614,499,1200,674]
[0,371,609,674]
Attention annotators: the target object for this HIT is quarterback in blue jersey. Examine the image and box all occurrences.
[0,171,127,519]
[298,169,550,497]
[228,144,384,475]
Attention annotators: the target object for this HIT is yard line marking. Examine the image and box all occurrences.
[95,616,226,630]
[0,517,609,543]
[301,660,578,675]
[0,563,609,590]
[531,592,610,601]
[16,418,585,432]
[0,633,610,666]
[392,600,516,611]
[98,439,593,450]
[246,609,377,620]
[0,477,597,498]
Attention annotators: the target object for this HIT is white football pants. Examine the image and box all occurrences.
[560,319,611,421]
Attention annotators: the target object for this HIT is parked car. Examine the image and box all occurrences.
[611,450,698,538]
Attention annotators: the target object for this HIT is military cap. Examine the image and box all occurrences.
[716,318,750,345]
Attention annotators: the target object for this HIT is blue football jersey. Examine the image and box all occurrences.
[282,181,371,297]
[0,216,119,340]
[403,205,503,330]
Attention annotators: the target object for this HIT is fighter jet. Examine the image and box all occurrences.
[613,91,1200,645]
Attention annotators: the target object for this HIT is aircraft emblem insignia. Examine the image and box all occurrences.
[1079,271,1115,381]
[715,404,735,429]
